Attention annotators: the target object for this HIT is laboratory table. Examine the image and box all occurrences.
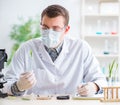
[0,95,120,105]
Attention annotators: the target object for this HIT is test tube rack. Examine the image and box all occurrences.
[100,86,120,102]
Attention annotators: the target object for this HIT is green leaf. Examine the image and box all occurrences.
[30,50,33,57]
[7,15,41,65]
[108,60,116,78]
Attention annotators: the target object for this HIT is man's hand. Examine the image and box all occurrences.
[77,82,99,96]
[17,71,36,91]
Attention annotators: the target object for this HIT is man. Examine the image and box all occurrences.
[4,4,107,96]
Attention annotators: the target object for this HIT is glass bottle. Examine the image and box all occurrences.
[96,19,102,35]
[103,39,109,54]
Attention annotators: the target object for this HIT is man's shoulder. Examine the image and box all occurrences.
[65,36,88,46]
[22,38,42,46]
[64,36,92,52]
[18,38,42,51]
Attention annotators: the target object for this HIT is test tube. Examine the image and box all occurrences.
[96,19,102,35]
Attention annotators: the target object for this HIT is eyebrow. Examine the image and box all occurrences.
[40,22,48,28]
[42,23,63,28]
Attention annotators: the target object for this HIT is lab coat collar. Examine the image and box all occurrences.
[58,37,69,56]
[54,37,69,64]
[37,37,69,64]
[38,42,53,64]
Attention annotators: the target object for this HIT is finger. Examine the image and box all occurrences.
[78,84,88,92]
[77,84,83,89]
[27,74,36,82]
[26,78,37,88]
[78,87,86,94]
[21,71,33,76]
[26,73,36,82]
[21,72,34,79]
[79,91,88,96]
[78,85,89,96]
[78,88,88,96]
[30,79,37,85]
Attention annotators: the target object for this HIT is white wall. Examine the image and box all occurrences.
[0,0,81,56]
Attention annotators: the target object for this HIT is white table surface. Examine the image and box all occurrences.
[0,96,120,105]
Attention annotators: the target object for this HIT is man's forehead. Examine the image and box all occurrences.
[42,15,65,26]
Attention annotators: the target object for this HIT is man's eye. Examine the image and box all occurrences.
[53,27,63,32]
[42,26,48,30]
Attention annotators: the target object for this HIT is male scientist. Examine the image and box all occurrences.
[4,4,107,96]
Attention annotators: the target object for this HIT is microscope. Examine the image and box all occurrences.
[0,49,8,98]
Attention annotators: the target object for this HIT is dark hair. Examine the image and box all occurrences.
[41,4,69,25]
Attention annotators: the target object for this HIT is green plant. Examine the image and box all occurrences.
[108,60,118,78]
[7,16,41,65]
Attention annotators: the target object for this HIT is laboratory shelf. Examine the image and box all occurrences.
[80,0,120,81]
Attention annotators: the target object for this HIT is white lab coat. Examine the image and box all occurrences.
[4,36,107,95]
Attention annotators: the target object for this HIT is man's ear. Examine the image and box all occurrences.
[64,25,70,34]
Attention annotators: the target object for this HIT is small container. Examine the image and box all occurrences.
[104,21,110,35]
[103,39,109,54]
[111,20,117,35]
[96,20,102,35]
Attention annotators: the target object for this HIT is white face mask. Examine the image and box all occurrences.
[41,29,62,48]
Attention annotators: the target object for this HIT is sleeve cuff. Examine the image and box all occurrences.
[11,81,25,96]
[94,82,103,94]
